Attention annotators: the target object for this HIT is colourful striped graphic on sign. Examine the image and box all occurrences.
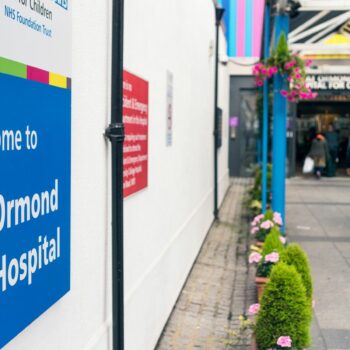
[0,57,71,89]
[225,0,265,58]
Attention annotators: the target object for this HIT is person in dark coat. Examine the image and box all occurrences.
[308,134,330,179]
[325,123,339,177]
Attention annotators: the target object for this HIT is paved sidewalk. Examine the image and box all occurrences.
[286,177,350,350]
[155,178,255,350]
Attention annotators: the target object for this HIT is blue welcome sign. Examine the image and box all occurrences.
[0,0,71,347]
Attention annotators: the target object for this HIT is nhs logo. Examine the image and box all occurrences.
[54,0,68,10]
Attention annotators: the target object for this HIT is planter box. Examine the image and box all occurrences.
[255,276,269,302]
[251,334,258,350]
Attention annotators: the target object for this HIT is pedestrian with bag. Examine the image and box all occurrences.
[308,134,330,179]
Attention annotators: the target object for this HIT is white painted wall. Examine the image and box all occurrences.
[4,1,230,350]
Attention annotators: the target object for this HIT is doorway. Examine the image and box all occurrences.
[296,101,350,172]
[229,76,258,177]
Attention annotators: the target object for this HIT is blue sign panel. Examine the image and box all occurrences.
[0,73,71,348]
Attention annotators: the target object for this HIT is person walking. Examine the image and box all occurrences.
[325,123,339,177]
[308,134,330,179]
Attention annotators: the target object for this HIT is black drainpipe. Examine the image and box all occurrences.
[105,0,125,349]
[213,7,224,220]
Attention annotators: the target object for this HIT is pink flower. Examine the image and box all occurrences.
[248,303,260,315]
[280,89,288,97]
[249,252,262,264]
[287,76,293,82]
[280,236,287,244]
[305,58,313,67]
[253,64,262,74]
[250,226,259,235]
[265,252,279,263]
[295,73,302,79]
[260,220,274,230]
[290,90,298,98]
[287,95,295,102]
[273,212,283,226]
[285,61,296,70]
[268,67,277,77]
[277,336,292,347]
[261,69,268,75]
[256,80,263,87]
[252,214,264,226]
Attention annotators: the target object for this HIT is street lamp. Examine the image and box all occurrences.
[213,6,225,220]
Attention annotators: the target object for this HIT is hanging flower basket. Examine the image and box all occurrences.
[252,33,317,102]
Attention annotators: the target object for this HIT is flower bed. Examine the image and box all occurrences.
[239,177,314,349]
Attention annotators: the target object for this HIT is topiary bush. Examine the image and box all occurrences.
[262,227,285,256]
[280,243,313,303]
[255,262,312,350]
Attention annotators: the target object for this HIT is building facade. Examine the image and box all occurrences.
[1,1,230,349]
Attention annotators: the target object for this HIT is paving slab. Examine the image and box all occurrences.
[286,177,350,350]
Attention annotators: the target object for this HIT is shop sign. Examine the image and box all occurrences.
[123,71,149,197]
[306,75,350,91]
[0,0,71,347]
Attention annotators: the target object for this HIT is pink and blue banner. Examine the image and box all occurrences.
[223,0,265,58]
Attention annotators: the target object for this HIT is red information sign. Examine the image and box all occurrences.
[123,70,149,198]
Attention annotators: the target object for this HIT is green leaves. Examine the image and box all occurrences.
[280,243,313,302]
[262,227,285,256]
[255,263,312,349]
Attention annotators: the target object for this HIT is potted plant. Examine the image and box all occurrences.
[255,251,279,302]
[249,250,280,302]
[255,262,312,350]
[249,164,272,208]
[251,228,285,301]
[280,243,313,305]
[250,210,283,246]
[252,33,317,102]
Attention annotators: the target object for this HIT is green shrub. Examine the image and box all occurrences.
[264,209,273,220]
[255,262,312,349]
[262,227,284,256]
[280,243,313,302]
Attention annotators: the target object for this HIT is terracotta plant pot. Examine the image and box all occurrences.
[251,334,258,350]
[255,276,269,302]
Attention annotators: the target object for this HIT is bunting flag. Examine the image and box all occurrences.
[223,0,265,58]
